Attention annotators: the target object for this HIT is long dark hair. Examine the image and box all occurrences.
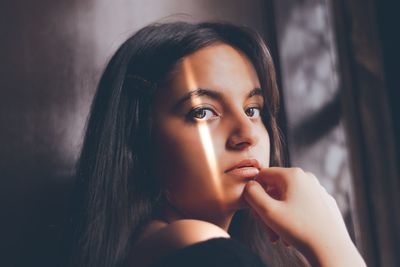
[69,21,307,267]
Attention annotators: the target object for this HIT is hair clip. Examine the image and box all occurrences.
[125,74,158,95]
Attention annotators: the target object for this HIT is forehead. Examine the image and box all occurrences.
[161,43,261,104]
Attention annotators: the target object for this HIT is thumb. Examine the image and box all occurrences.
[243,180,281,221]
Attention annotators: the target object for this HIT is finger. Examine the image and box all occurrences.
[305,171,320,185]
[254,167,291,193]
[255,167,287,185]
[265,185,283,200]
[243,180,281,221]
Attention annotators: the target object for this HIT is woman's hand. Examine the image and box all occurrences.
[243,167,366,267]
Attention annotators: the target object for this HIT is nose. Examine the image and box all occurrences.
[226,109,259,150]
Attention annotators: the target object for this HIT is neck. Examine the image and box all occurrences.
[154,201,235,232]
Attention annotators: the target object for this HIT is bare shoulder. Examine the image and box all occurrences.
[127,219,230,267]
[138,219,230,250]
[160,219,230,246]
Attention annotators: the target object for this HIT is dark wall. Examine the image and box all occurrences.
[1,0,87,266]
[0,1,275,266]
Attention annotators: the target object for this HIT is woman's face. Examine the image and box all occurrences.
[151,43,270,223]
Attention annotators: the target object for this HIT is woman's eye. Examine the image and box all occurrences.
[188,107,218,121]
[245,107,261,118]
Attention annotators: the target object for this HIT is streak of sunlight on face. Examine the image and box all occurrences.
[182,60,225,205]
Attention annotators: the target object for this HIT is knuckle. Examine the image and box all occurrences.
[290,167,304,176]
[288,167,304,183]
[328,194,337,203]
[305,171,313,177]
[305,171,320,185]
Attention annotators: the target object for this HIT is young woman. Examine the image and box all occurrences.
[69,21,366,267]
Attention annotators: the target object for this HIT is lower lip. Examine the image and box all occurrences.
[225,167,259,178]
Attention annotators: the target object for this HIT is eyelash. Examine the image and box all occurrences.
[187,106,263,122]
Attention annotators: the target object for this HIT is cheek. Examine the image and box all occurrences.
[152,122,230,212]
[156,132,222,212]
[152,118,273,214]
[152,123,213,188]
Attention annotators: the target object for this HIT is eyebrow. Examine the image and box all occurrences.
[172,87,263,110]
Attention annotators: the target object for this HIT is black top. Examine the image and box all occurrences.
[150,238,268,267]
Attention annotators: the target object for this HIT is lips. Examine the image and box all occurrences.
[225,159,261,178]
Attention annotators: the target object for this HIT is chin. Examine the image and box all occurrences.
[222,184,251,211]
